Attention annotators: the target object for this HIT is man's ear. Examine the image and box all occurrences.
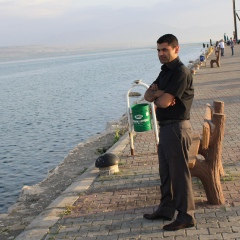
[175,46,180,54]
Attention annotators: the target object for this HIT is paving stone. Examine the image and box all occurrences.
[222,232,240,239]
[208,226,232,234]
[199,234,223,240]
[176,236,199,240]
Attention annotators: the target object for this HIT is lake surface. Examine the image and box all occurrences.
[0,43,204,213]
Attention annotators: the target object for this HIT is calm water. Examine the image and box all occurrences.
[0,43,203,213]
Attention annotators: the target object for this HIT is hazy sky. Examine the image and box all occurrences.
[0,0,239,48]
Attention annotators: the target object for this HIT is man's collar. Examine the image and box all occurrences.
[162,57,180,70]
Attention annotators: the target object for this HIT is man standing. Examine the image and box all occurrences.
[219,39,225,56]
[143,34,196,231]
[230,37,235,56]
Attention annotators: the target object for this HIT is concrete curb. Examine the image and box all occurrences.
[15,132,130,240]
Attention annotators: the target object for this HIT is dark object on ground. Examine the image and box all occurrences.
[95,153,119,168]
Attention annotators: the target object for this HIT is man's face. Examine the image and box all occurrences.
[157,42,179,64]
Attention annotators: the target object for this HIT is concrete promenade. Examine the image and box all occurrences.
[16,45,240,240]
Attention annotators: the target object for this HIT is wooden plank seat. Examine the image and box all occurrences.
[189,101,226,205]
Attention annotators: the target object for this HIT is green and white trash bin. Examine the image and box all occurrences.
[131,103,152,132]
[126,80,159,155]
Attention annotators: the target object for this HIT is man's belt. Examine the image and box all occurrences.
[159,119,182,127]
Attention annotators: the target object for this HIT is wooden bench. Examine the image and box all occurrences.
[188,100,226,205]
[210,50,220,68]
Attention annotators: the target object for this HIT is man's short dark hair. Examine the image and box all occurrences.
[157,34,179,48]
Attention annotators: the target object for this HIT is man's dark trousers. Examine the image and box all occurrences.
[156,120,195,223]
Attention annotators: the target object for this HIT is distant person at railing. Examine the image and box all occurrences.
[229,37,235,56]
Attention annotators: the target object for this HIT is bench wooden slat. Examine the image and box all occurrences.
[204,103,212,121]
[202,121,210,149]
[188,133,201,169]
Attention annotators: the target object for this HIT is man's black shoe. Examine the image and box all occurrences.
[163,220,195,231]
[143,212,172,221]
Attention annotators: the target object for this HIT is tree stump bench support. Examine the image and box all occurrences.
[188,100,226,205]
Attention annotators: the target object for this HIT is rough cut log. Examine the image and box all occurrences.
[190,101,225,205]
[213,101,225,176]
[214,100,224,114]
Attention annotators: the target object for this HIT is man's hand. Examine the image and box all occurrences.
[170,98,176,106]
[150,83,159,91]
[144,84,164,102]
[154,93,175,108]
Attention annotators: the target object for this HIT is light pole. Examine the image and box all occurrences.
[233,0,238,40]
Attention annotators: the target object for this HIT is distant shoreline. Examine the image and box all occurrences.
[0,42,204,62]
[0,44,152,62]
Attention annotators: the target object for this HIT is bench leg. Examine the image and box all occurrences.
[210,60,215,68]
[190,160,225,205]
